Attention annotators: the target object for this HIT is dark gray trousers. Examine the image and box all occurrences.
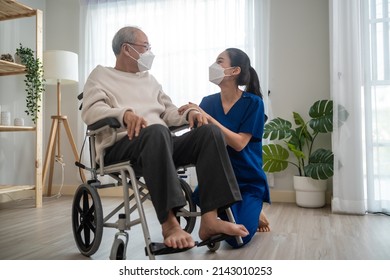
[104,124,242,224]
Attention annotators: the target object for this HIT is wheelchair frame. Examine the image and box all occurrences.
[72,117,242,260]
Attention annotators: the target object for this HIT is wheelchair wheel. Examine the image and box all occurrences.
[72,183,103,257]
[177,178,197,233]
[109,238,126,260]
[207,241,221,252]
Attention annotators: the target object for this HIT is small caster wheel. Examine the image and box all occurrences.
[110,238,126,260]
[207,241,220,252]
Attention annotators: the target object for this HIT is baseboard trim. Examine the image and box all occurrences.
[47,185,304,203]
[50,185,300,202]
[0,185,331,204]
[269,189,296,203]
[49,184,125,197]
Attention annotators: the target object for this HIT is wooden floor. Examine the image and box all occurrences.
[0,195,390,260]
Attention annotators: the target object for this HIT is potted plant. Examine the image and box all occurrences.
[15,43,45,124]
[262,99,349,207]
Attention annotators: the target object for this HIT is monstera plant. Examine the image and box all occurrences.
[262,99,349,180]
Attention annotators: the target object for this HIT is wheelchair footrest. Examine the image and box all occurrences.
[145,242,197,256]
[197,234,232,247]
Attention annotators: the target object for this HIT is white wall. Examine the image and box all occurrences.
[44,0,82,191]
[268,0,330,193]
[1,0,331,200]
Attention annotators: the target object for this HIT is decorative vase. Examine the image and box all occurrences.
[14,53,21,64]
[293,176,327,208]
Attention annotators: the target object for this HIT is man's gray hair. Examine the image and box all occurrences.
[112,26,141,56]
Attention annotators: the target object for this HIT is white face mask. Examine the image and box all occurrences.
[208,62,233,85]
[128,44,155,72]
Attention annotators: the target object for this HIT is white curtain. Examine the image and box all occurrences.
[79,0,269,107]
[330,0,390,214]
[362,0,390,213]
[330,0,366,214]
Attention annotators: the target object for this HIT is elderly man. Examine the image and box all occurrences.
[82,26,248,250]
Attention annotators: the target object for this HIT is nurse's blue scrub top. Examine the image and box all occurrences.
[200,92,270,203]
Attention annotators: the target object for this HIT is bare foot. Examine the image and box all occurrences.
[162,211,195,249]
[198,211,249,241]
[257,211,270,232]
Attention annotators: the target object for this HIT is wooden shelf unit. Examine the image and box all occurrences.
[0,125,35,132]
[0,60,26,76]
[0,0,43,207]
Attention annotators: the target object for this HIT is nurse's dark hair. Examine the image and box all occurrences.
[225,48,263,98]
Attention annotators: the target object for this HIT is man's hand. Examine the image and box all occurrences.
[123,110,147,140]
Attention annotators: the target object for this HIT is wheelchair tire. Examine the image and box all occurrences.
[72,183,103,257]
[177,178,197,233]
[207,241,221,252]
[109,238,126,260]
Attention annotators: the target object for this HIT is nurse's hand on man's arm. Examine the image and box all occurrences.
[187,110,208,128]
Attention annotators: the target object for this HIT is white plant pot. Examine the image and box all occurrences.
[293,176,327,208]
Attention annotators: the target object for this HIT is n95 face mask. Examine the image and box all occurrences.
[209,62,233,85]
[128,44,155,72]
[136,50,155,72]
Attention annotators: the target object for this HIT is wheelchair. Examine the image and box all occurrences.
[72,116,242,260]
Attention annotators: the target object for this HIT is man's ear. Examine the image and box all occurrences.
[122,43,133,57]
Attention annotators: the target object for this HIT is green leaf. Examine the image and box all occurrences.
[304,148,334,179]
[262,144,290,172]
[287,142,305,160]
[263,117,293,141]
[308,99,333,133]
[288,127,310,153]
[293,111,305,127]
[293,112,312,142]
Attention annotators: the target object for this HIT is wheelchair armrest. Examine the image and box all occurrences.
[87,117,121,131]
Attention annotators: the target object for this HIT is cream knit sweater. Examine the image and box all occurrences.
[82,65,191,160]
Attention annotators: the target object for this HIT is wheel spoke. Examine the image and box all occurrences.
[85,218,97,233]
[82,190,90,214]
[83,225,91,246]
